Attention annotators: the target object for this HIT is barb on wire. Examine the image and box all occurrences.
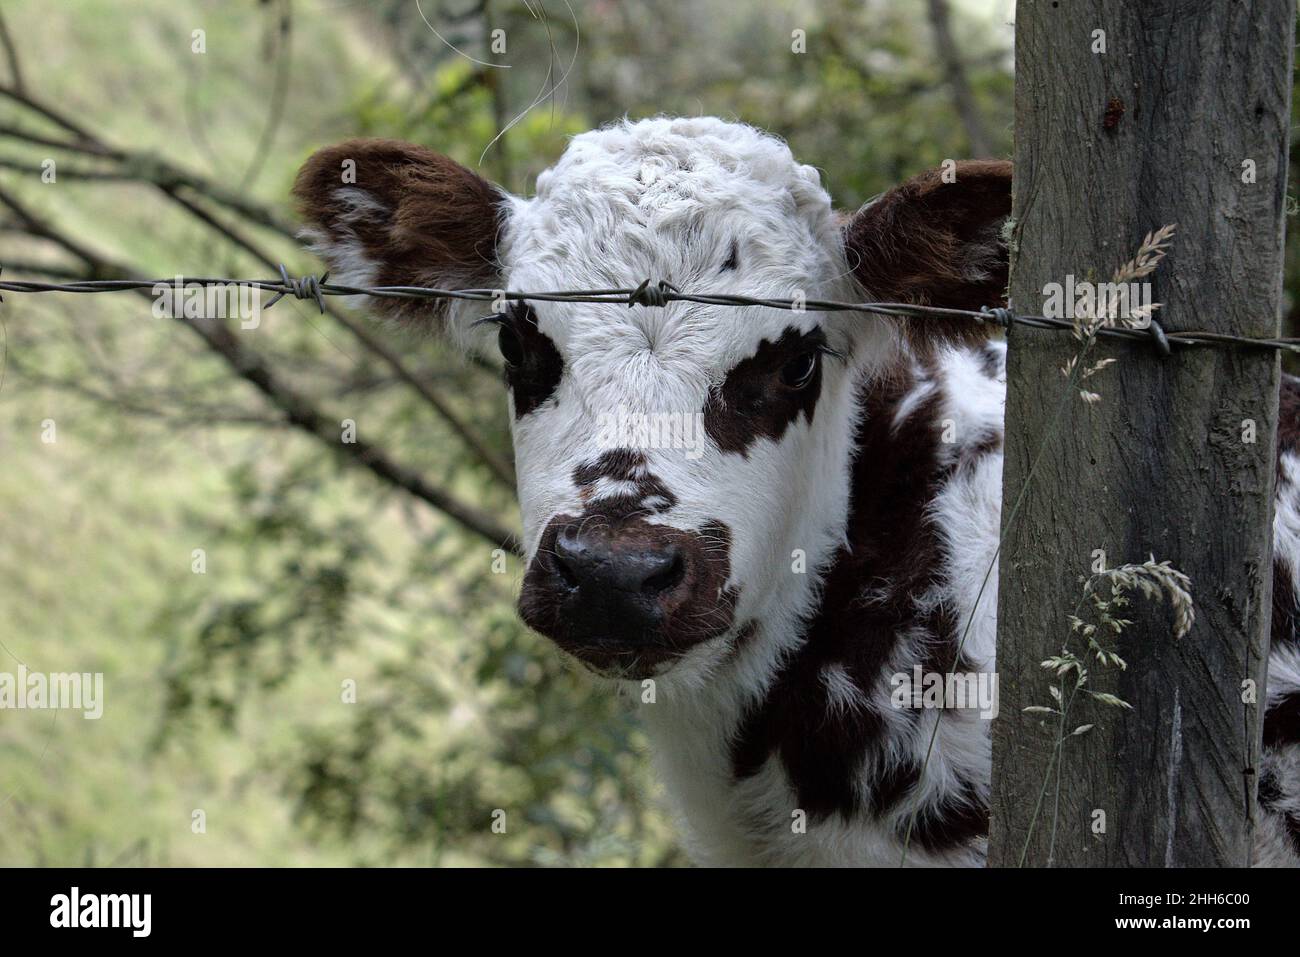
[264,263,328,313]
[1,266,1297,356]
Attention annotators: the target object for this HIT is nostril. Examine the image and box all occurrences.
[641,548,686,596]
[551,530,584,591]
[551,551,581,591]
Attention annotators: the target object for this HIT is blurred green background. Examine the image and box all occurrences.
[0,0,1288,867]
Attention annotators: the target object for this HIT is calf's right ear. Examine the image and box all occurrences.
[293,139,513,346]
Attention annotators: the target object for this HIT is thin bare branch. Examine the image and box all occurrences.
[0,7,25,94]
[0,128,517,486]
[0,185,521,554]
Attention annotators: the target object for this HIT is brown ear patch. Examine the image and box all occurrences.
[844,160,1012,346]
[292,139,507,322]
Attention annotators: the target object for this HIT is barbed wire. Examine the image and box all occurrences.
[1,266,1298,356]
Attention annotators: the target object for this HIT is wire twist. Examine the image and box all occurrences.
[263,264,329,314]
[979,306,1014,330]
[627,279,678,308]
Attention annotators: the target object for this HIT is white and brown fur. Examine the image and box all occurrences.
[293,116,1300,867]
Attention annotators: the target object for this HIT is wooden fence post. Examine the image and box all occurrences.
[987,1,1295,866]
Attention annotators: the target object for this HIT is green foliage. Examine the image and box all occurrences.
[0,0,1017,866]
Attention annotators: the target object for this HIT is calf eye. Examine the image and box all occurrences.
[780,350,819,389]
[498,324,524,367]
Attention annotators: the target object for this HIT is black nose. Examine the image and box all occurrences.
[518,518,719,672]
[552,526,686,598]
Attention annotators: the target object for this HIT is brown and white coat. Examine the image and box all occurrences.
[293,116,1300,867]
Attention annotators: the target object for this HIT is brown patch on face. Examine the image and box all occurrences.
[293,139,506,325]
[518,515,737,679]
[704,326,827,457]
[496,305,564,419]
[573,448,646,485]
[843,159,1011,348]
[571,449,678,517]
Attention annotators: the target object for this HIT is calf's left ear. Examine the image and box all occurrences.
[843,159,1012,345]
[292,138,512,346]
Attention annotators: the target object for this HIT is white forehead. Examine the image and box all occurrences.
[497,117,845,388]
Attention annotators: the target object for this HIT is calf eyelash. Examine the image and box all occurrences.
[472,302,534,329]
[799,327,845,365]
[815,342,848,364]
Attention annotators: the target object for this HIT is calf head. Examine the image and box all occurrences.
[295,117,1010,684]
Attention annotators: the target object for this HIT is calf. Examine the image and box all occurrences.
[294,116,1300,867]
